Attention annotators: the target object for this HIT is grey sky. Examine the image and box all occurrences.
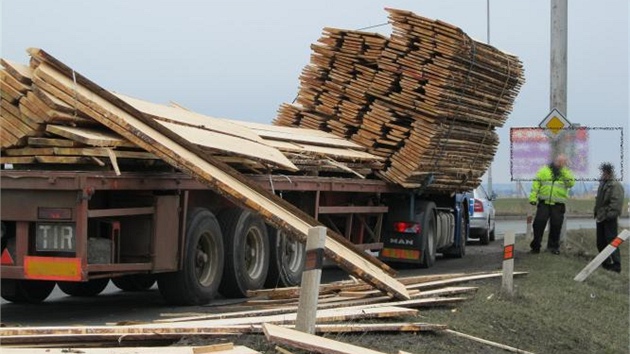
[1,0,628,184]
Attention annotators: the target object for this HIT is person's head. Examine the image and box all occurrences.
[553,154,568,168]
[599,162,615,180]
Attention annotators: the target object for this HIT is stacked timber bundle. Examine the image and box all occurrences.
[274,28,388,137]
[1,57,383,177]
[274,9,525,191]
[0,59,157,168]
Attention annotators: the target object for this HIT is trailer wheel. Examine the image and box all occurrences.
[58,278,109,297]
[1,279,55,303]
[265,227,305,288]
[417,201,437,268]
[112,274,156,291]
[157,208,224,305]
[219,209,269,298]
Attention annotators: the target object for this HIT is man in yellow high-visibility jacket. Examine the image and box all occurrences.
[528,154,575,254]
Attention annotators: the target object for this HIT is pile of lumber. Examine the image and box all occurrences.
[4,47,409,302]
[274,9,525,191]
[0,271,529,353]
[1,58,382,177]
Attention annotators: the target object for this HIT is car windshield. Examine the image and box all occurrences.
[474,186,488,199]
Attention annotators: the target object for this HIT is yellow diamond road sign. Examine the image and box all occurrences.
[539,108,571,135]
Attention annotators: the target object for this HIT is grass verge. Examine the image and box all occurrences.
[493,198,630,217]
[221,229,629,353]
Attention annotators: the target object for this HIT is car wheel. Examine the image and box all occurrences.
[489,223,496,242]
[479,221,490,245]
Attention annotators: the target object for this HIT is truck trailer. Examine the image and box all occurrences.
[0,169,469,304]
[1,9,524,305]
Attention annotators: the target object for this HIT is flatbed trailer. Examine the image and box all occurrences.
[0,169,469,304]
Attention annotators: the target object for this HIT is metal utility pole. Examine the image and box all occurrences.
[550,0,568,156]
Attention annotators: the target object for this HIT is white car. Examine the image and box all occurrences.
[469,186,496,245]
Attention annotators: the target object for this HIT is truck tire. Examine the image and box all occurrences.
[444,206,467,258]
[112,274,156,291]
[265,226,305,288]
[479,220,490,245]
[1,279,55,303]
[157,208,224,305]
[417,201,437,268]
[219,208,270,298]
[58,278,109,297]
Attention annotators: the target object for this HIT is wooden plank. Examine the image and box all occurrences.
[0,156,36,164]
[115,93,265,143]
[27,137,82,147]
[243,125,365,149]
[192,343,234,353]
[4,147,155,159]
[0,58,33,84]
[226,119,334,138]
[0,69,30,93]
[156,120,297,171]
[265,140,383,161]
[0,306,417,339]
[28,48,407,300]
[0,81,24,102]
[45,124,133,147]
[159,286,475,324]
[446,329,535,354]
[0,323,444,346]
[263,323,388,354]
[35,156,94,164]
[0,346,260,354]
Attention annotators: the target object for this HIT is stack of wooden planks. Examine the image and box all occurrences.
[1,58,383,176]
[274,9,525,191]
[275,28,388,138]
[8,47,409,302]
[0,270,528,352]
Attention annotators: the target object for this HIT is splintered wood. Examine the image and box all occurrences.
[274,9,525,191]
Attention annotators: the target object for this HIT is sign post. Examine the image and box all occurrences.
[295,226,327,334]
[574,230,629,282]
[502,230,515,296]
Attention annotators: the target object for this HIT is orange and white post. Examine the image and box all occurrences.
[502,230,515,295]
[574,229,629,282]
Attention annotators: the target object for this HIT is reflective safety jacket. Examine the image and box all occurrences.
[529,165,575,205]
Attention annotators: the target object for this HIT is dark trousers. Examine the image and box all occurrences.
[531,202,565,251]
[597,218,621,266]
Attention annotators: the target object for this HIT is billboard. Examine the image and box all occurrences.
[510,127,623,181]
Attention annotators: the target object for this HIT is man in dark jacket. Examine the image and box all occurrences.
[594,162,625,273]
